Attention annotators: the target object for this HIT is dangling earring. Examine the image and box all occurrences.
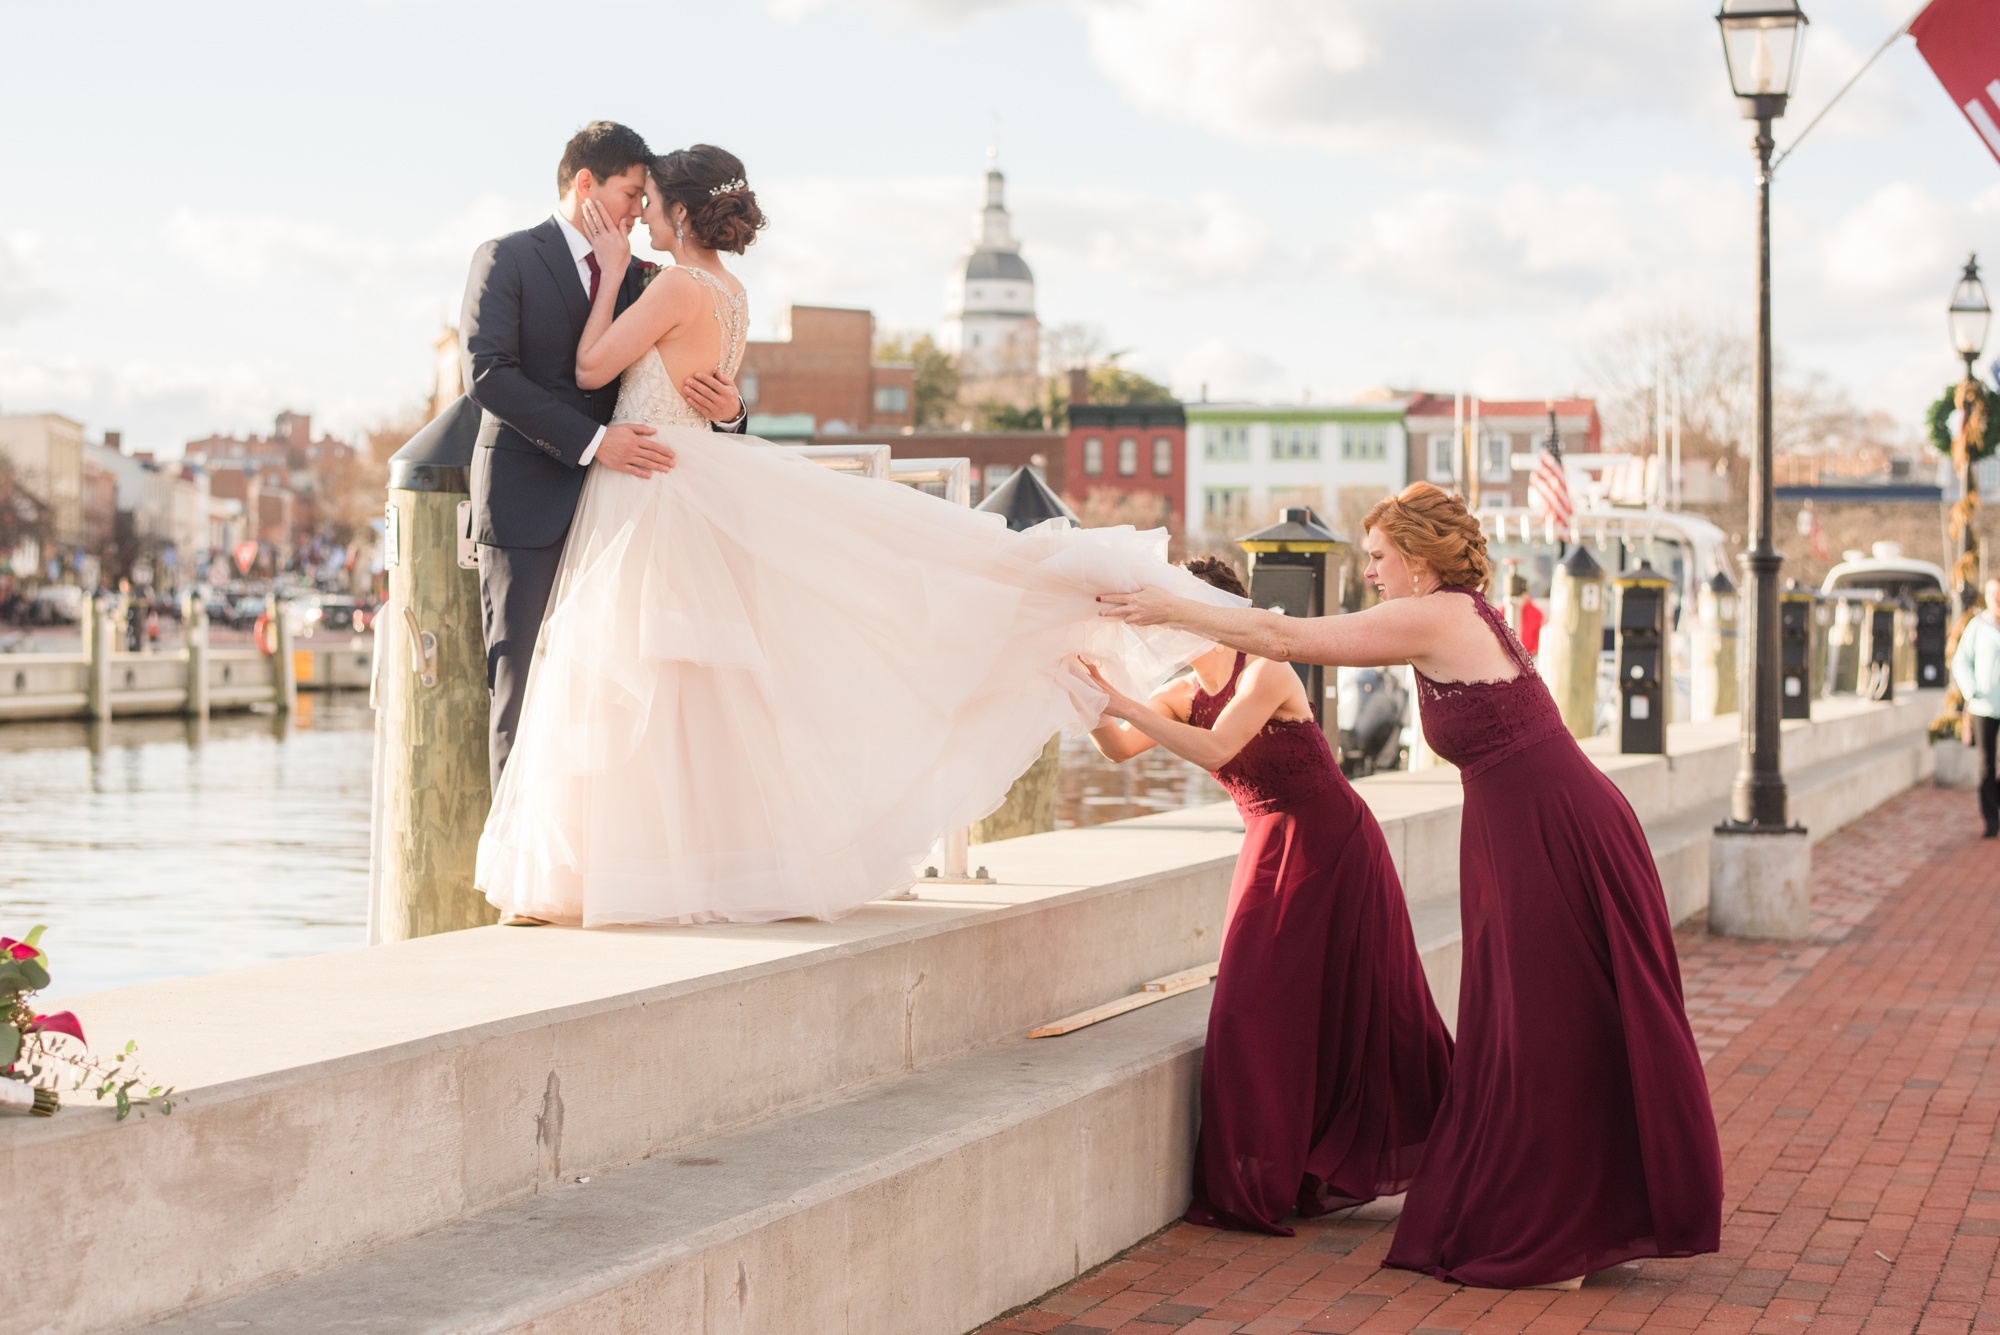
[673,217,685,245]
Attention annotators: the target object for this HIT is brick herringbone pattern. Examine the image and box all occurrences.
[975,786,2000,1335]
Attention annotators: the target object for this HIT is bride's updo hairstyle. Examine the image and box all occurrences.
[1361,482,1490,591]
[1182,555,1249,600]
[650,145,767,254]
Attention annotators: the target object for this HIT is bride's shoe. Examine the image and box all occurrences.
[1525,1276,1585,1291]
[500,914,551,927]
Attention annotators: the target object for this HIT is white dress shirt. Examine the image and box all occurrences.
[552,212,607,466]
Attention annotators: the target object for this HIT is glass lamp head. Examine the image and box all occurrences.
[1949,254,1990,362]
[1716,0,1808,112]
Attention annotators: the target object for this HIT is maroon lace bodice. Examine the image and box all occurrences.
[1414,588,1569,779]
[1188,653,1342,816]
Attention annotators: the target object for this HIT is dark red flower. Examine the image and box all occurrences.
[31,1012,85,1045]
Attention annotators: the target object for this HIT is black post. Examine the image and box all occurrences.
[1729,110,1789,831]
[1958,349,1980,624]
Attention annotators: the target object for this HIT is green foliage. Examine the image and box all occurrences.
[1086,364,1176,407]
[0,956,51,1000]
[1927,381,1999,462]
[0,1025,18,1067]
[976,402,1047,431]
[874,333,962,428]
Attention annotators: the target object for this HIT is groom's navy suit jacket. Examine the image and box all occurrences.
[457,216,744,784]
[462,216,645,550]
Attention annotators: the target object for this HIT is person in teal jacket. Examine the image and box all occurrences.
[1952,576,2000,838]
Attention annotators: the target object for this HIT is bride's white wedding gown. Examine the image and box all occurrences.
[476,271,1241,926]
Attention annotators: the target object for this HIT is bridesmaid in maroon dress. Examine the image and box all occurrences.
[1098,487,1722,1287]
[1084,557,1452,1236]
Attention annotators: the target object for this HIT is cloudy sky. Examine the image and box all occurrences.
[2,0,1994,456]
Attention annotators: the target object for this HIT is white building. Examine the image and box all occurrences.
[1182,401,1410,544]
[0,412,86,547]
[940,150,1040,412]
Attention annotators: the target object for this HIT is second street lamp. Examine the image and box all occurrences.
[1948,255,1990,622]
[1710,0,1811,940]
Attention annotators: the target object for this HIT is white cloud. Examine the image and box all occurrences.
[1024,189,1276,293]
[0,235,60,326]
[1083,0,1713,154]
[1169,338,1289,401]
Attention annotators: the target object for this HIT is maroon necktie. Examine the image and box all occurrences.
[584,253,601,303]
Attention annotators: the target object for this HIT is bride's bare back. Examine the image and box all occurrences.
[651,265,747,393]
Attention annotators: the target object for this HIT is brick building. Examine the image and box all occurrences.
[185,411,368,557]
[739,306,915,440]
[1066,399,1187,534]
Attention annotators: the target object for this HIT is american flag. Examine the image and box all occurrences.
[1530,407,1574,534]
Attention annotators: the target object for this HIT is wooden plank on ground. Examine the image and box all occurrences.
[1027,961,1221,1039]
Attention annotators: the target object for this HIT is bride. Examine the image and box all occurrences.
[475,144,1241,927]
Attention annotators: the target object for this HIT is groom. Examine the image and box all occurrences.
[461,121,748,790]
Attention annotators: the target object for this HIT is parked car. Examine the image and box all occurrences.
[227,595,267,630]
[27,585,85,626]
[314,596,362,634]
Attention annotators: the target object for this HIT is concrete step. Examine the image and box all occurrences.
[129,987,1212,1335]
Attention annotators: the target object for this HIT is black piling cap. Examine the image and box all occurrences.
[1709,568,1738,595]
[387,395,482,494]
[1561,543,1605,580]
[974,466,1078,532]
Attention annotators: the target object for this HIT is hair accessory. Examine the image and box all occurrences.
[708,178,746,197]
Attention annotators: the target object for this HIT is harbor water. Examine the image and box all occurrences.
[0,699,1224,999]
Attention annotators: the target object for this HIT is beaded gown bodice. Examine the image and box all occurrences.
[1188,653,1341,816]
[610,266,748,431]
[1413,588,1568,779]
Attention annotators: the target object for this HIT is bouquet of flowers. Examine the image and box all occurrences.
[1,927,174,1120]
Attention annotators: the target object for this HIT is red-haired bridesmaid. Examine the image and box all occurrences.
[1085,557,1453,1235]
[1099,486,1722,1288]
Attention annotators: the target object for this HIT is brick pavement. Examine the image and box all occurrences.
[975,786,2000,1335]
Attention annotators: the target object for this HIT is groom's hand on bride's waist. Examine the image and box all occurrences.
[595,424,677,478]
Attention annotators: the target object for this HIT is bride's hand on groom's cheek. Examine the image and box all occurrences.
[582,199,631,273]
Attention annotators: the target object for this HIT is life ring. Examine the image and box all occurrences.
[254,611,276,656]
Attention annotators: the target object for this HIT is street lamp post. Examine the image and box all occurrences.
[1711,0,1812,940]
[1948,255,1990,622]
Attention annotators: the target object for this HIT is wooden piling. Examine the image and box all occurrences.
[370,398,495,943]
[971,734,1062,843]
[274,596,298,714]
[87,597,113,724]
[1546,545,1606,739]
[1693,575,1739,721]
[184,594,210,720]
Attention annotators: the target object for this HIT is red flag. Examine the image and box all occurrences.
[1911,0,2000,165]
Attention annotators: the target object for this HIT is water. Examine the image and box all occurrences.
[0,697,376,1000]
[0,704,1226,999]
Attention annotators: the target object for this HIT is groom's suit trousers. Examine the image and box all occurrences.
[479,540,564,792]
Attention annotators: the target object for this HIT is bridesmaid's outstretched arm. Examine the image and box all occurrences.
[1098,587,1448,671]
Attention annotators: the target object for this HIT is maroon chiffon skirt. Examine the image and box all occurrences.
[1384,732,1723,1286]
[1187,780,1454,1235]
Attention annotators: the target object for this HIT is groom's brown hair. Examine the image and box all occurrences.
[557,122,652,195]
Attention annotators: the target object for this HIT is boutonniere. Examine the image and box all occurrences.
[637,261,664,291]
